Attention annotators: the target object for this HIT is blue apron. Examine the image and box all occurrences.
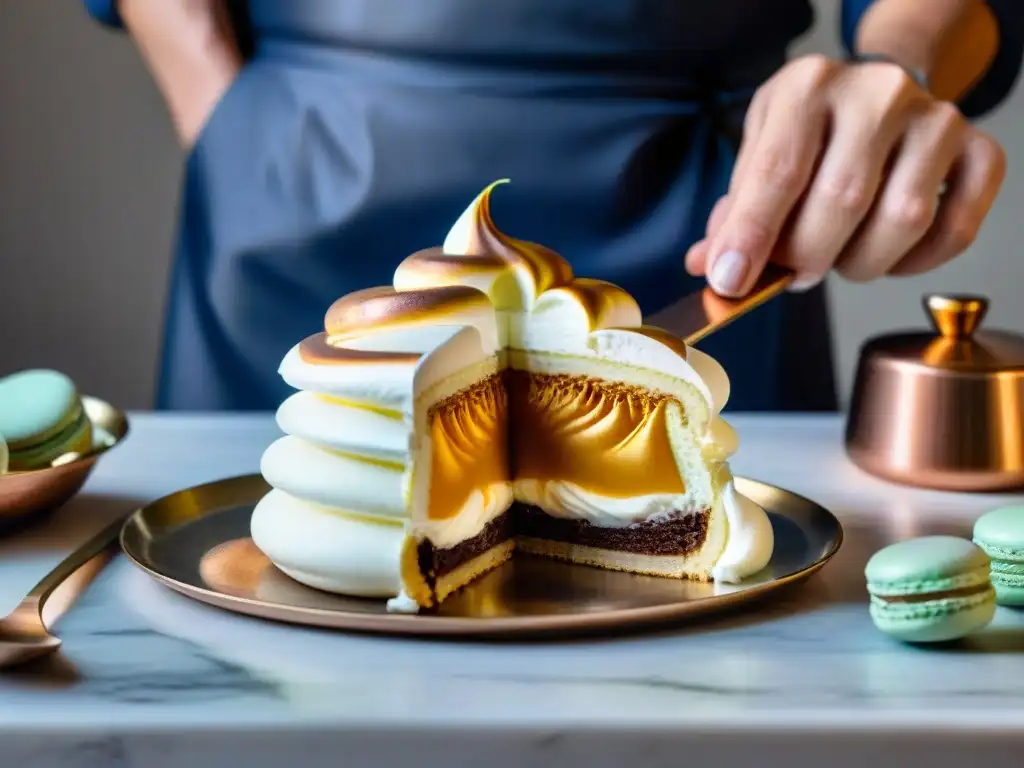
[160,0,837,411]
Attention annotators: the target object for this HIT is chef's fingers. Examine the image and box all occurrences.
[887,128,1006,277]
[779,67,921,284]
[705,64,829,297]
[686,195,734,275]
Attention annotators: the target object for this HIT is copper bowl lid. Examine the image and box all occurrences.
[845,294,1024,491]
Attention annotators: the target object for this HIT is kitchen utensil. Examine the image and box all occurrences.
[0,516,123,669]
[643,265,795,344]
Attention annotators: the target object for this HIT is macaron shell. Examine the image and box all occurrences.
[0,369,81,448]
[973,507,1024,606]
[989,560,1024,606]
[6,406,92,471]
[869,593,996,643]
[973,506,1024,557]
[864,535,991,586]
[991,580,1024,606]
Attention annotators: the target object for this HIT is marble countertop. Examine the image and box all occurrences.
[2,413,1024,767]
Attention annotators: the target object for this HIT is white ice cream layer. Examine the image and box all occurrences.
[514,479,700,528]
[712,474,775,583]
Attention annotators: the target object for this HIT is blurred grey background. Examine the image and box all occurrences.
[0,1,1020,410]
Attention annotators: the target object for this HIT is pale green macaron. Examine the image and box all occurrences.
[0,369,92,471]
[973,506,1024,606]
[865,535,996,643]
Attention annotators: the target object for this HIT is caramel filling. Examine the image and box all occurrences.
[508,371,684,498]
[426,374,509,520]
[425,370,685,520]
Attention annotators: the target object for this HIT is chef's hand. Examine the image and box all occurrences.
[685,54,1007,295]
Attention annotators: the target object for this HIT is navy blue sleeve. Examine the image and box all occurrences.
[842,0,1024,118]
[82,0,123,29]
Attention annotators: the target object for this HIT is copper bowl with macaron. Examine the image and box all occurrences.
[0,370,129,531]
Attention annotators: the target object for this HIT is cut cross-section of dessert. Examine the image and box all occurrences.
[253,180,774,613]
[251,283,512,611]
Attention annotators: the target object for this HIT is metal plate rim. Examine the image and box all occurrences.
[120,473,843,639]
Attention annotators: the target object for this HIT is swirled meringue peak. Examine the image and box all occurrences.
[395,180,574,310]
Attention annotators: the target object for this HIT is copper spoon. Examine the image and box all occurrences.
[0,515,123,669]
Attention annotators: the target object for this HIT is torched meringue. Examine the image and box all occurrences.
[253,180,774,611]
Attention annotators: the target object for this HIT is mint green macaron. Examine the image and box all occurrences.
[865,536,996,643]
[973,506,1024,606]
[0,369,92,471]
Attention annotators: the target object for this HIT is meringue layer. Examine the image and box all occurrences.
[250,490,405,597]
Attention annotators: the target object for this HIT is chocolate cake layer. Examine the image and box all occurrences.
[418,509,513,579]
[513,504,710,556]
[417,500,709,589]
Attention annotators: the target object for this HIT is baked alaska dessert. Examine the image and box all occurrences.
[251,180,774,612]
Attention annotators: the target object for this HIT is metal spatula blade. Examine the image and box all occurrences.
[643,265,794,345]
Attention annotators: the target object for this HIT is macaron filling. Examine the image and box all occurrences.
[869,586,996,622]
[870,581,993,604]
[866,567,991,598]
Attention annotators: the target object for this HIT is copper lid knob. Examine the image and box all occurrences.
[923,294,988,339]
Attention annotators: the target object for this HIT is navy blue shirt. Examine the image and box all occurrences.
[83,1,1024,412]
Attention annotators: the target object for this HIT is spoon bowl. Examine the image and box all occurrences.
[0,517,123,669]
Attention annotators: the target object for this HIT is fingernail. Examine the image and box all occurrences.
[708,250,749,295]
[787,274,825,293]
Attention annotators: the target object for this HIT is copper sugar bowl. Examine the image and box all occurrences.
[845,294,1024,492]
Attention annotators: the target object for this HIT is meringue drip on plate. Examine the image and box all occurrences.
[252,180,774,612]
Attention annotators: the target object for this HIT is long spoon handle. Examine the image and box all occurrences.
[18,516,126,632]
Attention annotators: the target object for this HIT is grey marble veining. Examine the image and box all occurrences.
[1,414,1023,766]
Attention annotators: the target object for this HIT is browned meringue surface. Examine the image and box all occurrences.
[298,333,422,366]
[439,179,573,295]
[324,285,492,341]
[393,180,574,309]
